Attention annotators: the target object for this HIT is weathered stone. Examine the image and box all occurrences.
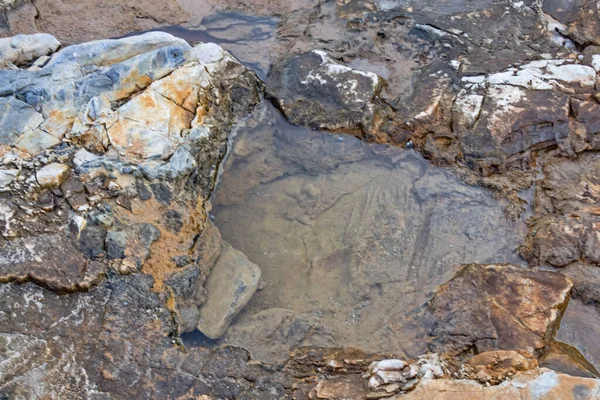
[197,242,262,339]
[0,232,105,291]
[105,230,127,259]
[15,128,61,154]
[223,308,328,364]
[0,96,43,146]
[394,369,600,400]
[521,153,600,268]
[35,162,69,189]
[267,50,382,132]
[464,350,538,384]
[0,33,60,67]
[424,264,572,355]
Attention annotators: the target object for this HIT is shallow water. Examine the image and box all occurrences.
[122,12,278,78]
[207,102,527,363]
[556,298,600,373]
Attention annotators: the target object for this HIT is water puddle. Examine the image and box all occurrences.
[205,102,527,363]
[121,12,278,78]
[556,298,600,373]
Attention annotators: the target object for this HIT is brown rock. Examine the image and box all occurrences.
[425,264,572,355]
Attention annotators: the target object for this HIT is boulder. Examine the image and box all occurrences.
[267,50,382,132]
[424,264,572,355]
[0,33,60,67]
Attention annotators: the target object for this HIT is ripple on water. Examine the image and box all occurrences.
[119,12,278,79]
[206,102,528,363]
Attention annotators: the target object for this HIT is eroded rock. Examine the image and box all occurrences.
[0,33,60,67]
[267,50,382,132]
[423,264,572,355]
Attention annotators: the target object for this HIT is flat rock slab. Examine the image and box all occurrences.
[212,103,528,358]
[197,242,262,339]
[0,233,106,292]
[267,50,382,132]
[424,264,572,355]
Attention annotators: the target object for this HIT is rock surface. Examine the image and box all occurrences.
[267,50,382,132]
[2,0,600,398]
[0,32,60,67]
[394,369,600,400]
[422,264,573,356]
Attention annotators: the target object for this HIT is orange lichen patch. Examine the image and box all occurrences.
[109,71,153,101]
[0,145,31,160]
[150,64,207,112]
[41,109,76,139]
[167,104,194,137]
[113,196,207,292]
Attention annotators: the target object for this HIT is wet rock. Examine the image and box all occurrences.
[197,242,262,339]
[212,102,527,357]
[555,298,600,373]
[424,264,572,355]
[0,33,60,67]
[223,308,329,364]
[267,50,382,132]
[0,0,190,45]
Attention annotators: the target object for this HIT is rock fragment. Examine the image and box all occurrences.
[36,163,70,189]
[0,33,60,67]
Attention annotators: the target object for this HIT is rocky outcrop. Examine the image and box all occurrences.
[0,32,59,67]
[521,153,600,269]
[0,31,261,333]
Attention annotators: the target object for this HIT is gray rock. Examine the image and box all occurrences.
[105,231,127,259]
[197,242,262,339]
[0,33,60,68]
[0,96,44,145]
[267,50,382,132]
[0,168,18,187]
[43,31,188,70]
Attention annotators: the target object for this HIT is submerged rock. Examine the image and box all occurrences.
[197,242,262,339]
